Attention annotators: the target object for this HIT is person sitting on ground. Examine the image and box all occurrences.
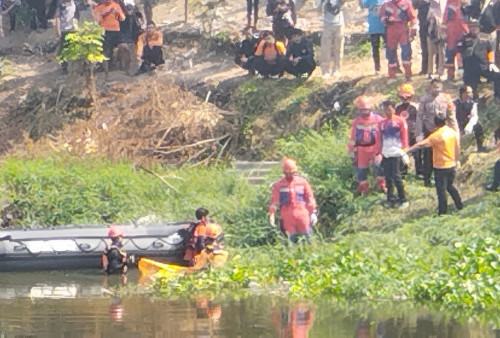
[253,31,287,77]
[94,0,126,79]
[454,85,485,152]
[285,28,316,78]
[55,0,77,74]
[407,113,463,215]
[183,208,224,267]
[135,22,164,74]
[378,100,409,208]
[102,225,128,284]
[234,26,260,75]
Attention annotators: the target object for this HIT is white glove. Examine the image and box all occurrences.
[464,123,473,135]
[269,213,275,226]
[310,212,318,226]
[402,153,410,166]
[416,135,424,142]
[490,63,500,73]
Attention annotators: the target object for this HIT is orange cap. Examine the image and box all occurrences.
[355,95,371,110]
[282,158,298,172]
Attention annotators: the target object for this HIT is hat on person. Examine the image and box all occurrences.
[355,95,371,110]
[108,225,124,238]
[398,83,415,98]
[282,158,298,172]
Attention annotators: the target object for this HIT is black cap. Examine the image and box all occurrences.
[195,207,210,220]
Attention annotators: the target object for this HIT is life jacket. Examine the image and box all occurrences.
[102,243,127,275]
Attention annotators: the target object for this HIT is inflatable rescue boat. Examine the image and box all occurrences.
[0,222,194,272]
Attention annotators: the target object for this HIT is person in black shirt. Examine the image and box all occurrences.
[285,28,316,77]
[457,19,500,100]
[454,85,485,152]
[412,0,430,75]
[235,26,260,74]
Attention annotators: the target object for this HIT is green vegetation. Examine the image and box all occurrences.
[0,155,256,227]
[58,21,106,64]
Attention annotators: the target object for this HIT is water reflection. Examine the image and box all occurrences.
[0,271,500,337]
[272,301,315,338]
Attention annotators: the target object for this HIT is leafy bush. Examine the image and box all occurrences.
[58,21,106,64]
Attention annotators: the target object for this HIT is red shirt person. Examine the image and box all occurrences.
[269,158,317,243]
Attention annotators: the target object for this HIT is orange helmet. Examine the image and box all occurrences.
[108,225,124,238]
[282,158,298,172]
[355,95,371,110]
[398,83,415,98]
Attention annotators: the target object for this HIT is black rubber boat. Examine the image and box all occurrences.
[0,222,194,272]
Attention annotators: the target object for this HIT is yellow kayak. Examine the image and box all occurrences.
[138,250,228,282]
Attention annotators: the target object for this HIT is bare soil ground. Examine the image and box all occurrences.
[0,0,493,165]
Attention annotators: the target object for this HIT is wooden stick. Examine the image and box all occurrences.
[144,134,230,155]
[215,136,231,164]
[137,165,179,194]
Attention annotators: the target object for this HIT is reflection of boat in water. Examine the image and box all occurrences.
[0,222,193,272]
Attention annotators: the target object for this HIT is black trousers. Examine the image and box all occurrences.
[26,0,47,29]
[370,33,385,72]
[422,147,433,183]
[142,45,164,66]
[434,167,463,215]
[253,56,288,76]
[490,160,500,190]
[246,0,259,27]
[382,156,406,202]
[464,69,500,99]
[103,30,123,60]
[286,56,316,77]
[419,24,428,74]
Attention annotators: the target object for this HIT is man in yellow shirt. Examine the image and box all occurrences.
[407,113,463,215]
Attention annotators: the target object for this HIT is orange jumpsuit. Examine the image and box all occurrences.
[270,174,317,235]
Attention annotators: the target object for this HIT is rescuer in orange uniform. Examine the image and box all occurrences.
[269,158,318,243]
[183,207,225,266]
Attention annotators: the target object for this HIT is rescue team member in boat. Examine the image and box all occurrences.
[183,207,225,266]
[102,225,128,284]
[269,158,318,243]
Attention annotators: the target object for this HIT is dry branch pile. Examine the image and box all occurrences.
[29,76,237,165]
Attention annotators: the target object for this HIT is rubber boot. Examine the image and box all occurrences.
[357,181,370,196]
[446,66,455,81]
[377,177,387,193]
[403,63,412,80]
[388,65,396,79]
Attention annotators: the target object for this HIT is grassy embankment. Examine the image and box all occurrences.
[1,60,500,323]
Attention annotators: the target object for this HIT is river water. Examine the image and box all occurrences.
[0,270,499,337]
